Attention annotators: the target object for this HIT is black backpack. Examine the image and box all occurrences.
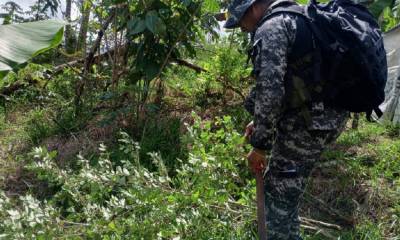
[264,0,388,120]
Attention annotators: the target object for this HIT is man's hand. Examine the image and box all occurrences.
[244,121,254,142]
[247,148,267,174]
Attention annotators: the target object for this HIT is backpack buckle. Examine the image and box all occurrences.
[312,102,325,111]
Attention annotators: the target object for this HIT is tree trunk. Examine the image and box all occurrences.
[36,0,42,21]
[76,0,91,55]
[74,12,115,112]
[64,0,76,54]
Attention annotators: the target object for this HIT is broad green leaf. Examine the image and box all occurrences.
[128,18,146,35]
[144,60,160,80]
[145,11,166,35]
[0,19,65,79]
[203,0,220,12]
[369,0,393,18]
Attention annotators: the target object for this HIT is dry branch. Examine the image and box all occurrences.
[216,76,246,100]
[53,53,205,75]
[303,191,355,226]
[301,224,337,240]
[300,217,342,230]
[172,59,207,73]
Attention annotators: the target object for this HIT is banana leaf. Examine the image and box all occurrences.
[0,19,65,79]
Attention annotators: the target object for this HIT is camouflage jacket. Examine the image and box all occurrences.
[244,8,349,151]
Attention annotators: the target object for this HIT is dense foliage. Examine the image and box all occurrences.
[0,0,400,239]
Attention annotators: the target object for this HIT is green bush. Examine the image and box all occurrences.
[165,41,252,109]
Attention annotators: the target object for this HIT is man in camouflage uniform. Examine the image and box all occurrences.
[224,0,349,239]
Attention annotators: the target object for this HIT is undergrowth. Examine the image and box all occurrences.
[0,114,399,239]
[0,114,257,239]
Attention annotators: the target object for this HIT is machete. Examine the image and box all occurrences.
[256,170,267,240]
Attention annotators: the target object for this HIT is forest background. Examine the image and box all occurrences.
[0,0,400,239]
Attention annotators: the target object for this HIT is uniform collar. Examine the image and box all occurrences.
[254,0,296,31]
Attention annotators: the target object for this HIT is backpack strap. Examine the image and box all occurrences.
[259,1,305,26]
[263,5,326,45]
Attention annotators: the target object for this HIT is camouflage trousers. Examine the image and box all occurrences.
[263,118,347,240]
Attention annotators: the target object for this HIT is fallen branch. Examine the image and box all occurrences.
[216,76,246,100]
[53,53,204,75]
[62,220,91,227]
[303,191,355,226]
[172,59,207,73]
[300,217,342,230]
[52,59,84,74]
[301,224,337,240]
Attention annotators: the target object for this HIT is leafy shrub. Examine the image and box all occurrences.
[0,114,257,239]
[165,42,252,110]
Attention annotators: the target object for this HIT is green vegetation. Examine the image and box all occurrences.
[0,0,399,239]
[1,110,400,239]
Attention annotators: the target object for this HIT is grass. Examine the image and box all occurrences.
[302,118,400,239]
[0,106,32,190]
